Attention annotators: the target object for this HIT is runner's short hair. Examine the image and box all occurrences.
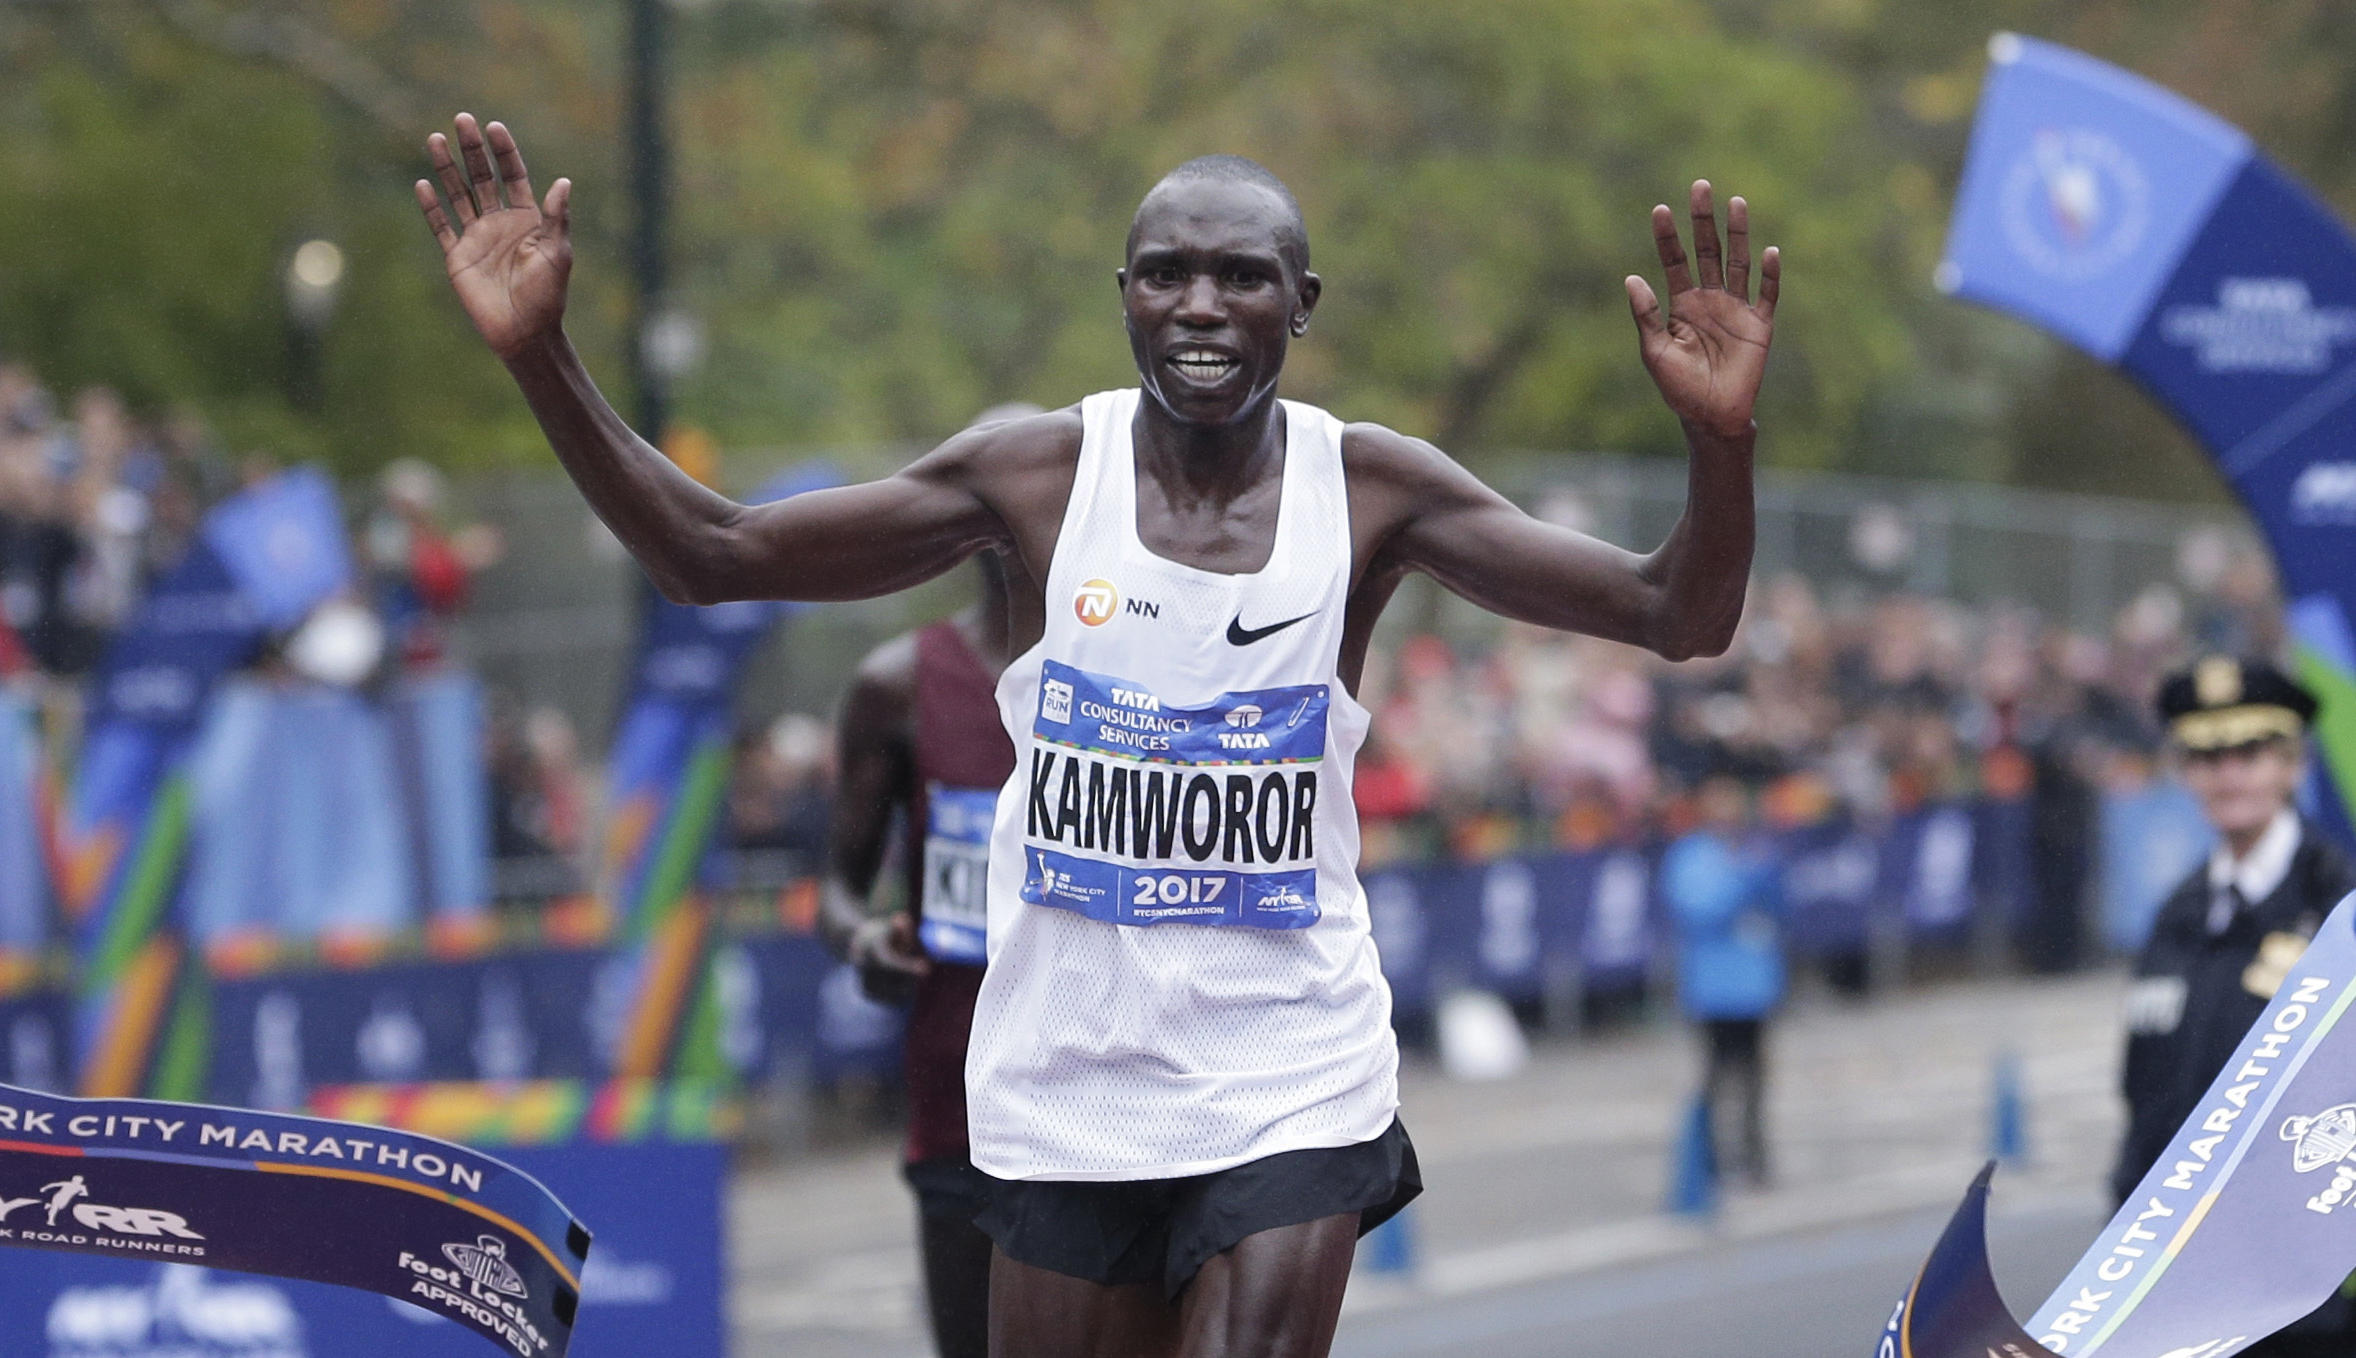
[1130,155,1310,276]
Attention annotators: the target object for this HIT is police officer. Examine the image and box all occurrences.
[2112,656,2356,1354]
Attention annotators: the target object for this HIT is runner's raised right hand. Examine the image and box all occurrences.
[415,113,572,359]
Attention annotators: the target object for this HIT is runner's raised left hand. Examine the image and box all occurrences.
[1625,180,1779,438]
[415,113,572,359]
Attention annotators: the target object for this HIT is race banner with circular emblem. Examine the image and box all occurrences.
[1941,31,2356,839]
[1883,893,2356,1357]
[1942,31,2356,843]
[0,1082,591,1356]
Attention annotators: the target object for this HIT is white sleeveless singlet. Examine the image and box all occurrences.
[964,388,1400,1182]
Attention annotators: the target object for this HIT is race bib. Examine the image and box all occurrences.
[919,783,995,965]
[1020,660,1324,929]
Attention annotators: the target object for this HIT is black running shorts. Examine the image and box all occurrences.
[904,1153,998,1223]
[973,1118,1421,1298]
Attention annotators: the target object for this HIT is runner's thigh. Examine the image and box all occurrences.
[988,1248,1181,1358]
[1175,1213,1358,1358]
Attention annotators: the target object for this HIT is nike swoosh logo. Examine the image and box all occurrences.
[1226,611,1317,646]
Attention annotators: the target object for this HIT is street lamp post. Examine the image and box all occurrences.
[284,237,345,415]
[626,0,673,443]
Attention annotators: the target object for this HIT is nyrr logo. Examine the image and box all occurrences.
[0,1173,205,1242]
[2282,1103,2356,1213]
[1074,579,1119,626]
[1261,883,1311,910]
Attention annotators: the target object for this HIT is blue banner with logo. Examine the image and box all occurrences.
[1886,893,2356,1355]
[191,930,903,1106]
[1943,32,2356,838]
[0,1083,590,1357]
[1777,820,1882,955]
[1363,845,1665,1018]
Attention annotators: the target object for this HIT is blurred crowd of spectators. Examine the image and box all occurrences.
[1354,566,2276,843]
[0,358,505,686]
[1,355,578,885]
[1347,559,2277,967]
[0,362,229,679]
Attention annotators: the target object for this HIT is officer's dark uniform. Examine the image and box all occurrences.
[2110,657,2356,1355]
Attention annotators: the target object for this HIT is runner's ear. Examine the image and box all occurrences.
[1292,272,1321,336]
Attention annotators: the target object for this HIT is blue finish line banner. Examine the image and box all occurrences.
[0,1140,725,1358]
[1942,32,2356,838]
[0,1084,590,1357]
[1886,894,2356,1356]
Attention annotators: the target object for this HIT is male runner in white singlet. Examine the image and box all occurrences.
[418,114,1777,1357]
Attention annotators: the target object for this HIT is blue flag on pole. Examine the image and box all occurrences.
[200,467,354,632]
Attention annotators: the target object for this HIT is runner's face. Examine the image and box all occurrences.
[1120,180,1317,429]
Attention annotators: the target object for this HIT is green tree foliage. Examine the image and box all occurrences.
[0,2,627,473]
[667,0,1905,471]
[4,0,2353,498]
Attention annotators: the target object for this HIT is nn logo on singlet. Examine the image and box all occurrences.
[1074,579,1159,626]
[1074,579,1119,625]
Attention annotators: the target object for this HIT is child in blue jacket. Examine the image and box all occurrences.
[1662,774,1785,1186]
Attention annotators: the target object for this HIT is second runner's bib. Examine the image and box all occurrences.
[919,783,996,964]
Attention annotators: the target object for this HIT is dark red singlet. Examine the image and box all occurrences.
[902,621,1016,1166]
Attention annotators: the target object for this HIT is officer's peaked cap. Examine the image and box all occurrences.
[2156,654,2318,751]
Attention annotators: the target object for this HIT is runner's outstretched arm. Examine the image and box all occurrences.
[1358,180,1776,661]
[416,113,1007,606]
